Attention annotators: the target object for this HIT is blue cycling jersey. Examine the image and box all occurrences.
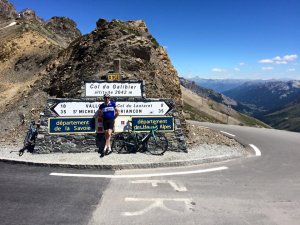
[99,101,116,120]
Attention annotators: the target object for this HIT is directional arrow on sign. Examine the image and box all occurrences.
[50,102,100,117]
[50,101,171,117]
[116,102,170,116]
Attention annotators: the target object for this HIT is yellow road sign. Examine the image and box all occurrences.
[107,73,121,81]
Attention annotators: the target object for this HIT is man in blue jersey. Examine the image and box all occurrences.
[98,93,119,157]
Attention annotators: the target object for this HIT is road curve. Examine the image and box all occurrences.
[1,122,300,225]
[199,122,300,172]
[87,122,300,225]
[193,122,300,224]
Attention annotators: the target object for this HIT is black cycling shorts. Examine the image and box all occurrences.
[103,119,115,130]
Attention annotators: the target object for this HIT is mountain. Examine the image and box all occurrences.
[190,77,253,93]
[187,77,300,132]
[0,0,17,19]
[263,100,300,132]
[44,18,185,130]
[222,80,300,132]
[223,80,300,116]
[0,0,186,141]
[0,0,81,140]
[180,77,270,128]
[180,77,237,105]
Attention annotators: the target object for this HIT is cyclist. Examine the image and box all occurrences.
[98,93,120,157]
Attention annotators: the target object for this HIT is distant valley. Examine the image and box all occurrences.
[189,77,300,132]
[180,78,270,128]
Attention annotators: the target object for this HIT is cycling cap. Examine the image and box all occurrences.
[103,93,110,98]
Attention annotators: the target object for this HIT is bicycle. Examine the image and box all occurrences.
[18,120,39,156]
[112,124,168,155]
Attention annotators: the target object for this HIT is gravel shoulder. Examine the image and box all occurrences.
[0,121,251,169]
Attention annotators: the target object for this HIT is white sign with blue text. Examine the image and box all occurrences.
[51,101,170,117]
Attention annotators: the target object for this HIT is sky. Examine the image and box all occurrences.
[10,0,300,80]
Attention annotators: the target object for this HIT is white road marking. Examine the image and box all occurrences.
[201,126,210,129]
[131,180,187,192]
[220,131,236,137]
[249,144,262,156]
[122,198,193,216]
[50,166,228,179]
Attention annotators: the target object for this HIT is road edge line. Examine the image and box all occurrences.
[220,131,236,137]
[49,166,229,178]
[249,144,261,156]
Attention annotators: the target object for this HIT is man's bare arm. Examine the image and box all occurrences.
[115,108,120,118]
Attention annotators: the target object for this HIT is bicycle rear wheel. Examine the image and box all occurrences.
[146,133,168,155]
[112,132,134,154]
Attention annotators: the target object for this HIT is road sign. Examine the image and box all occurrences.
[51,102,100,117]
[116,101,170,116]
[107,73,121,81]
[50,101,171,117]
[48,117,96,134]
[131,116,174,132]
[85,81,143,97]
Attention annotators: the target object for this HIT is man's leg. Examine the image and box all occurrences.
[96,133,105,155]
[101,120,109,157]
[105,129,113,154]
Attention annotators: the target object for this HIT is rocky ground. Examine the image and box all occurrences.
[0,120,244,150]
[185,121,243,148]
[0,121,249,168]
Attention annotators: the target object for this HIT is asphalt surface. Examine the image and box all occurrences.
[1,122,300,224]
[86,123,300,225]
[0,163,113,225]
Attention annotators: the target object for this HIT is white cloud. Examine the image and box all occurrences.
[283,54,298,61]
[262,67,274,71]
[259,54,298,65]
[234,68,240,71]
[239,62,246,66]
[288,68,296,72]
[275,60,288,64]
[273,56,281,61]
[211,68,226,72]
[259,59,274,64]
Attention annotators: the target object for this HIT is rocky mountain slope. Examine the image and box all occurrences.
[43,18,185,129]
[180,78,269,128]
[0,0,17,19]
[45,19,181,98]
[180,77,237,106]
[0,0,81,141]
[262,99,300,132]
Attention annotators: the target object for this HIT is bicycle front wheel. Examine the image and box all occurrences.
[112,132,135,153]
[112,133,130,154]
[146,133,168,155]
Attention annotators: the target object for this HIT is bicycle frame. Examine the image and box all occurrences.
[112,123,168,155]
[122,127,158,152]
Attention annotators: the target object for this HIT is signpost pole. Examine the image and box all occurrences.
[114,59,121,73]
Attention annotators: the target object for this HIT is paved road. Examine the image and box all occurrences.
[1,123,300,224]
[0,164,113,225]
